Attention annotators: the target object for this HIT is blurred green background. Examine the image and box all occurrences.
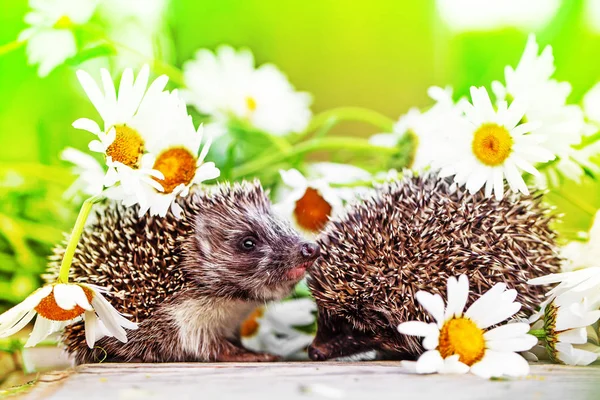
[0,0,600,313]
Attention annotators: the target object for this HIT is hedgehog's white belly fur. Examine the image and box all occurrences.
[169,297,259,360]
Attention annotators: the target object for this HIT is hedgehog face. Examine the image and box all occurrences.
[187,182,320,301]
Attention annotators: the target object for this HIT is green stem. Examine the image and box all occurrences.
[574,130,600,150]
[231,137,396,179]
[528,329,547,339]
[304,107,395,135]
[0,40,25,57]
[329,171,404,188]
[57,194,103,283]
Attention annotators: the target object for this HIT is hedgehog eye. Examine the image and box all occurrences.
[240,236,257,251]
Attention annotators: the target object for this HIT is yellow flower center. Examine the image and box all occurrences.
[293,188,332,233]
[471,123,513,166]
[34,285,94,322]
[152,147,197,194]
[438,317,486,366]
[106,125,145,168]
[246,96,257,113]
[53,15,73,29]
[240,308,264,338]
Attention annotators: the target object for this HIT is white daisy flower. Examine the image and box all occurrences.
[61,147,105,200]
[529,300,600,366]
[370,86,459,171]
[561,211,600,272]
[438,86,555,200]
[241,298,316,359]
[398,275,536,378]
[182,45,312,136]
[274,163,371,235]
[528,267,600,312]
[0,283,137,349]
[95,0,170,73]
[134,92,221,218]
[492,34,586,158]
[73,65,172,207]
[18,0,98,77]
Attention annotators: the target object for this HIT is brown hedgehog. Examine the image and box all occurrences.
[307,173,560,361]
[46,181,320,364]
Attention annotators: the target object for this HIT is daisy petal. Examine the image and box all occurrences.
[415,291,445,326]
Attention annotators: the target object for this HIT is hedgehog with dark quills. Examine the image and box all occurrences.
[45,181,320,364]
[307,173,561,361]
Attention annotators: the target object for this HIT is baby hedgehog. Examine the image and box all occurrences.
[307,173,561,361]
[47,181,320,364]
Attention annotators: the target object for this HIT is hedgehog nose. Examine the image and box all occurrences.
[301,242,320,260]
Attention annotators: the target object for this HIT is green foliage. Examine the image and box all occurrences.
[0,165,77,312]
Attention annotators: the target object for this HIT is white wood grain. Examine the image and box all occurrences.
[20,362,600,400]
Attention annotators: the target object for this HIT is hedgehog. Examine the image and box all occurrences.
[46,181,320,364]
[307,173,561,361]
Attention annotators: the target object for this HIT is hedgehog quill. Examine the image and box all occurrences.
[307,173,561,361]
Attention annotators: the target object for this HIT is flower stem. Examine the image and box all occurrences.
[0,40,25,57]
[304,107,395,135]
[329,171,404,188]
[57,194,103,283]
[528,329,547,339]
[231,137,397,179]
[574,130,600,150]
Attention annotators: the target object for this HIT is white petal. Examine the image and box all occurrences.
[415,291,446,326]
[397,321,437,337]
[465,282,507,325]
[91,296,127,343]
[72,286,93,311]
[76,69,107,121]
[280,169,307,189]
[25,316,54,347]
[53,284,77,310]
[445,274,469,320]
[486,334,537,352]
[557,328,587,345]
[0,309,36,338]
[84,311,98,348]
[555,342,598,365]
[415,350,444,374]
[439,355,470,374]
[72,118,101,135]
[88,140,106,153]
[484,323,530,340]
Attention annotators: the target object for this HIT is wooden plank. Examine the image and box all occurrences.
[19,362,600,400]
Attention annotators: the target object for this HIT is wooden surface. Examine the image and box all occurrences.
[14,362,600,400]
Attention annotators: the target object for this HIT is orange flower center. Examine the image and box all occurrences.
[471,123,513,167]
[34,286,94,322]
[438,317,486,366]
[293,188,332,233]
[240,308,264,338]
[106,125,145,168]
[152,147,197,194]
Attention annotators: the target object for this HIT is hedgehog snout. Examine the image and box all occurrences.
[300,242,320,260]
